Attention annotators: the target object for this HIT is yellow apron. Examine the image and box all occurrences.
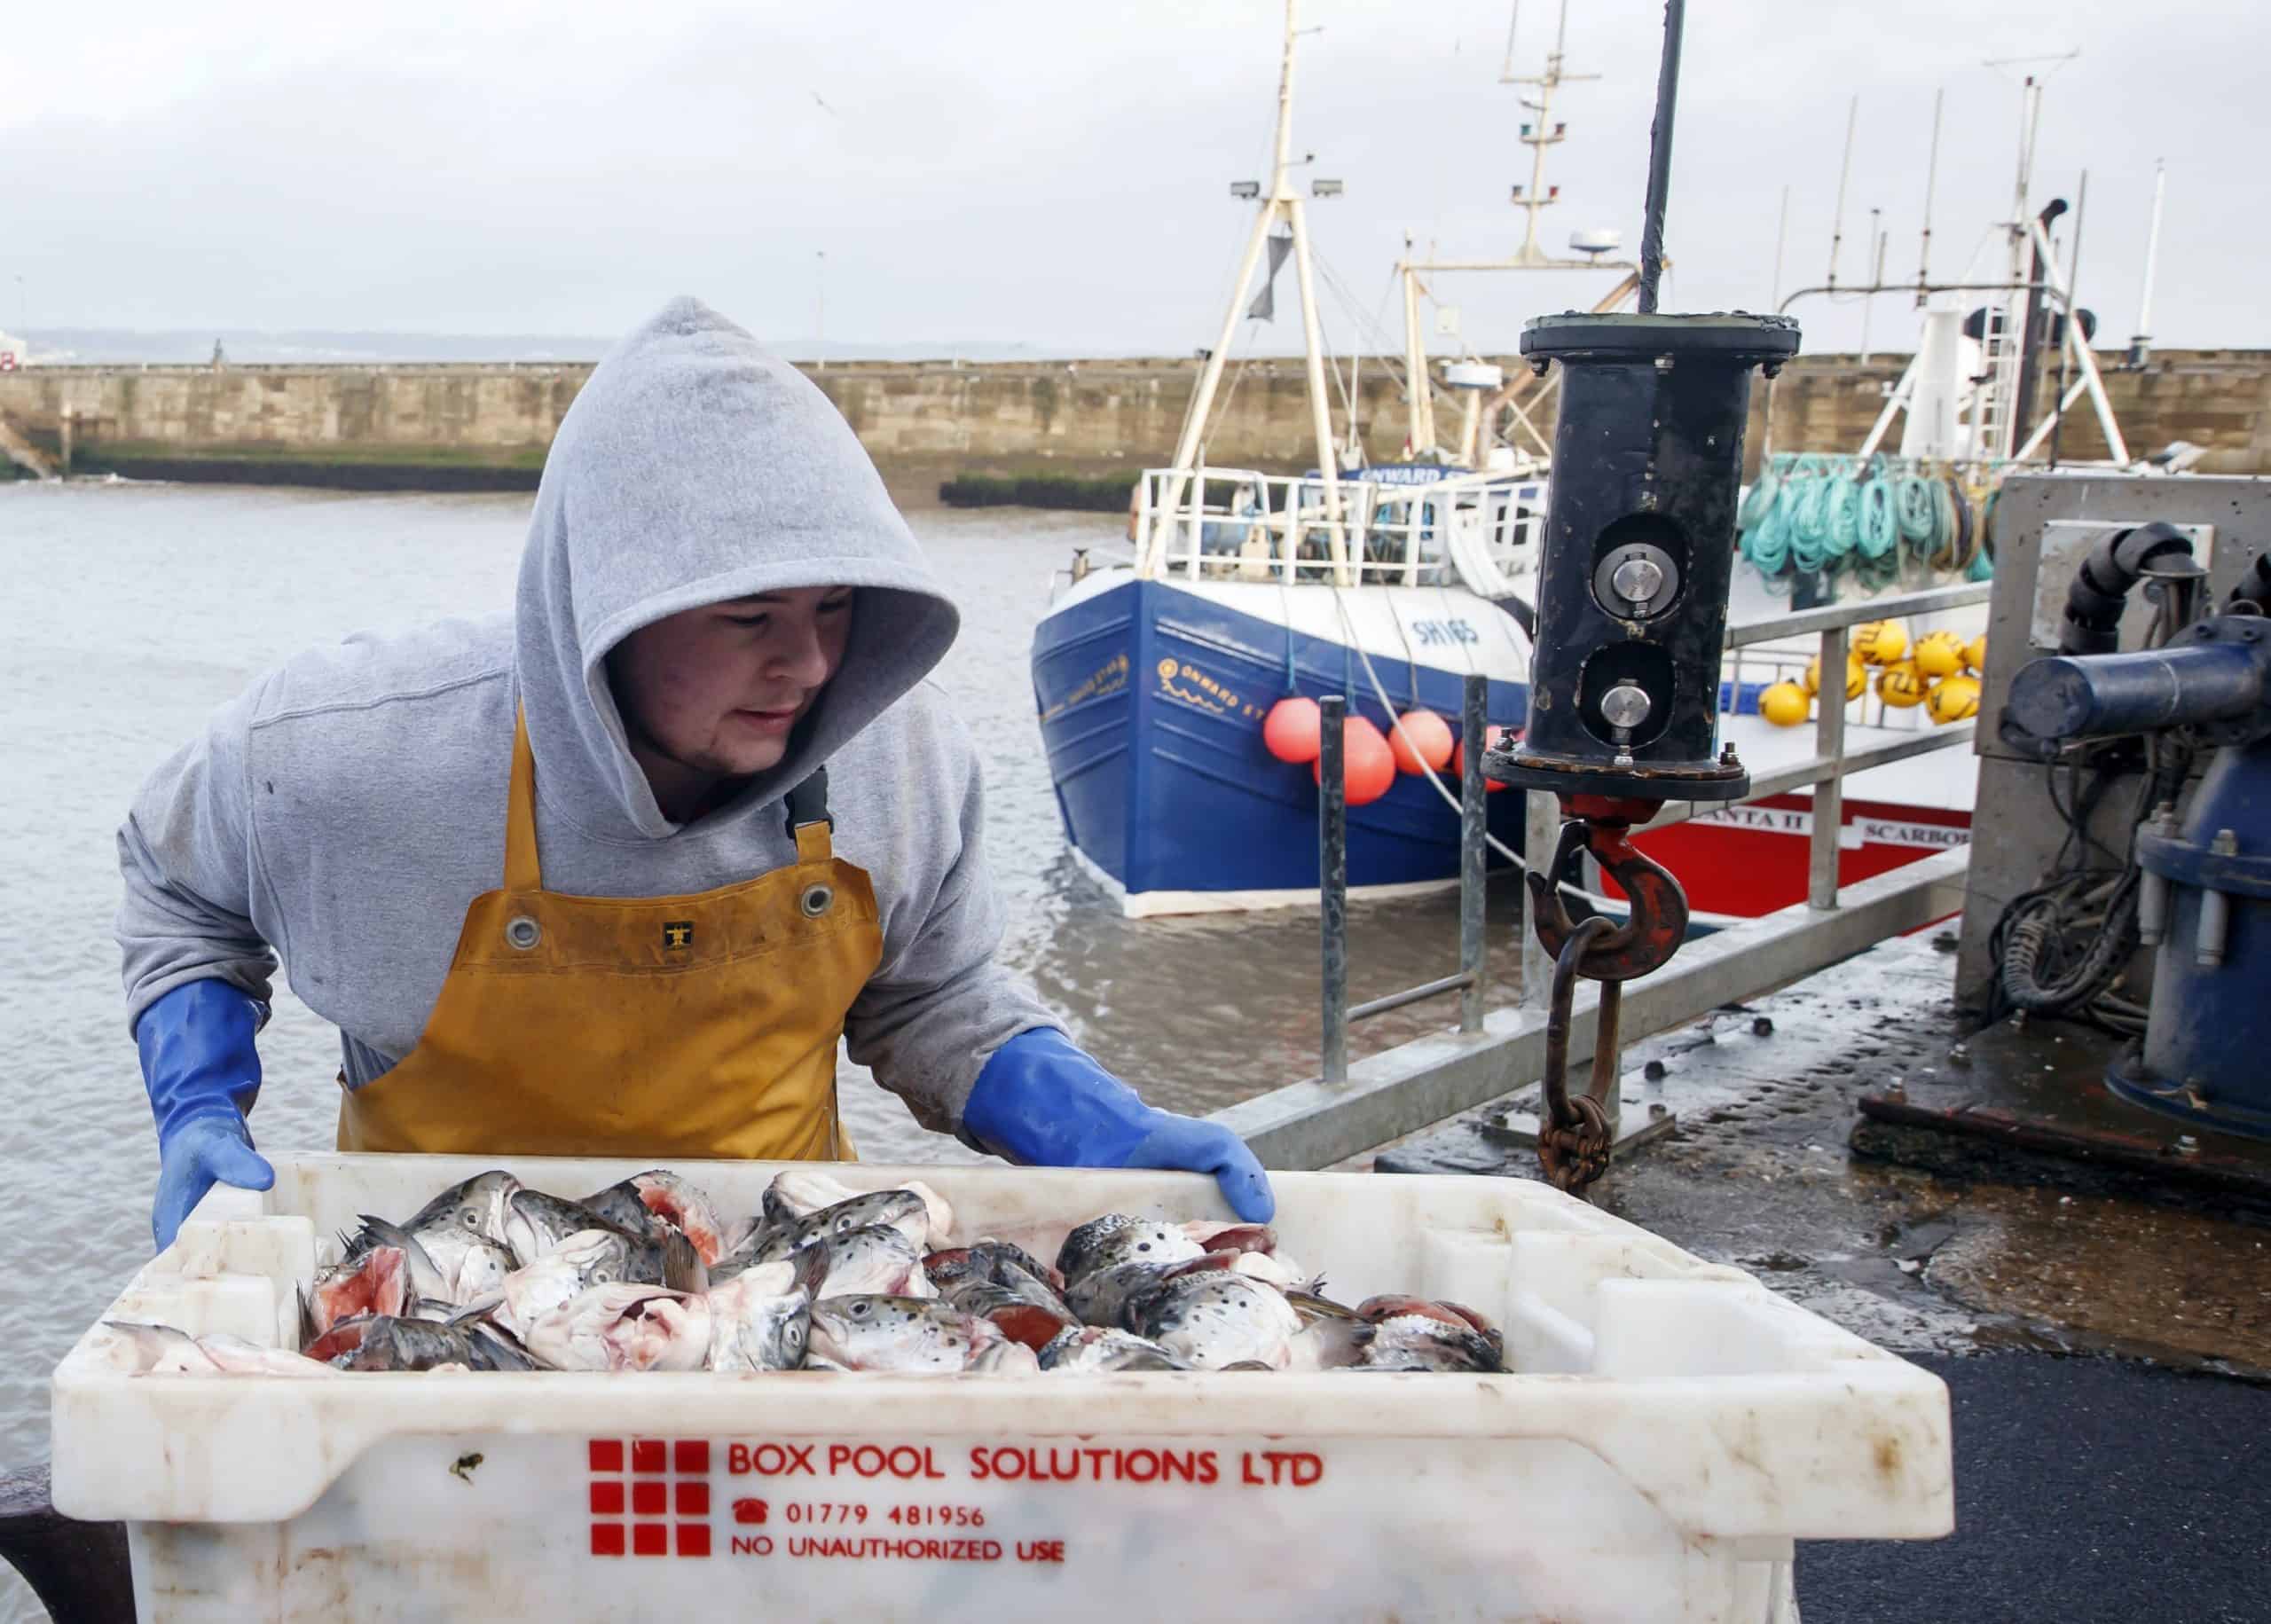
[339,711,881,1160]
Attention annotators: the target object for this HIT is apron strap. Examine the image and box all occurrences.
[505,709,543,893]
[786,766,833,864]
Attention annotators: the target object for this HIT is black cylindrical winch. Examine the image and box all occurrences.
[1489,311,1800,802]
[1481,310,1797,1197]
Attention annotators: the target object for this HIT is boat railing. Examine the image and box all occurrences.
[1131,466,1540,591]
[1228,578,1990,1173]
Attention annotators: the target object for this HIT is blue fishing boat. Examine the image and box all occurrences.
[1032,465,1541,914]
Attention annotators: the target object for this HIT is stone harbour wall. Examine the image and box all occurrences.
[1,349,2266,490]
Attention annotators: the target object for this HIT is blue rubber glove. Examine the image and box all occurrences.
[963,1029,1275,1222]
[137,980,276,1252]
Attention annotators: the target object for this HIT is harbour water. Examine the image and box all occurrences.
[0,478,1525,1609]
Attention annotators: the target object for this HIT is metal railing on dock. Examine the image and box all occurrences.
[1276,581,1988,1168]
[1316,678,1490,1084]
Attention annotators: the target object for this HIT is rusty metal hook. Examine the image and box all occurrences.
[1524,800,1692,983]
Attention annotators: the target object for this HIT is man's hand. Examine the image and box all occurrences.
[960,1028,1275,1223]
[138,980,276,1251]
[153,1114,276,1251]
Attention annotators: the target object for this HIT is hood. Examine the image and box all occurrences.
[515,296,959,841]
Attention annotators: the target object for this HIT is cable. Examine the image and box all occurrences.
[1324,584,1609,909]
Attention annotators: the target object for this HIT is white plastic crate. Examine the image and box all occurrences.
[52,1156,1953,1621]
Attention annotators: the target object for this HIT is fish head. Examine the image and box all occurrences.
[448,1240,517,1305]
[499,1253,599,1345]
[809,1296,980,1373]
[524,1283,707,1372]
[705,1267,815,1373]
[1181,1222,1277,1258]
[406,1171,522,1247]
[1128,1273,1301,1370]
[312,1243,408,1335]
[503,1190,608,1267]
[628,1170,728,1266]
[922,1247,978,1290]
[580,1181,668,1243]
[970,1239,1065,1294]
[798,1190,928,1251]
[817,1225,931,1298]
[1056,1215,1205,1285]
[330,1316,474,1373]
[1363,1314,1504,1374]
[764,1167,863,1223]
[1063,1259,1175,1330]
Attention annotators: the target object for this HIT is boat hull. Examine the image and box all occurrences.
[1032,573,1531,915]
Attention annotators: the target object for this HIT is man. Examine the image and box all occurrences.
[120,297,1271,1250]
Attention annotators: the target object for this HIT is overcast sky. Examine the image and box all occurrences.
[6,0,2261,357]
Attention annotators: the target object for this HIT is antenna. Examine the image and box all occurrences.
[1770,184,1790,310]
[1827,95,1858,290]
[1916,86,1943,307]
[2129,160,2166,367]
[1635,0,1686,314]
[1984,49,2078,224]
[1504,0,1596,264]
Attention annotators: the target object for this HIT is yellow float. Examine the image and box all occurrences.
[1913,631,1965,680]
[1927,673,1982,724]
[1877,661,1929,708]
[1759,680,1811,726]
[1851,621,1908,666]
[1807,653,1866,702]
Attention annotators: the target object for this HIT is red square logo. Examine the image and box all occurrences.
[632,1481,667,1517]
[590,1481,625,1516]
[674,1440,710,1474]
[590,1524,625,1557]
[675,1481,710,1516]
[633,1523,669,1557]
[631,1440,666,1474]
[677,1523,711,1558]
[588,1440,623,1473]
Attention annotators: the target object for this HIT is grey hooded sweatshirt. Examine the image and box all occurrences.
[116,296,1055,1134]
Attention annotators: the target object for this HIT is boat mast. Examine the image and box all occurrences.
[1147,0,1350,584]
[1974,50,2077,460]
[1397,0,1625,461]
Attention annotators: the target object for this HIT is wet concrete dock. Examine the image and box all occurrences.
[1370,930,2271,1618]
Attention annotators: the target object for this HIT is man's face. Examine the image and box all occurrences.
[608,586,854,780]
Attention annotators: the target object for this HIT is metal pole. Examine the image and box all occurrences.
[1458,673,1487,1034]
[1769,184,1790,310]
[2129,160,2165,366]
[1635,0,1686,315]
[1320,695,1348,1084]
[1150,200,1278,576]
[1916,86,1943,306]
[2052,169,2085,468]
[1401,255,1426,453]
[1521,790,1560,1013]
[1859,209,1883,361]
[1827,94,1858,290]
[1288,196,1353,583]
[2026,216,2128,463]
[1809,626,1849,911]
[2011,200,2063,456]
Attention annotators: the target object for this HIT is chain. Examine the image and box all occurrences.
[1528,800,1687,1198]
